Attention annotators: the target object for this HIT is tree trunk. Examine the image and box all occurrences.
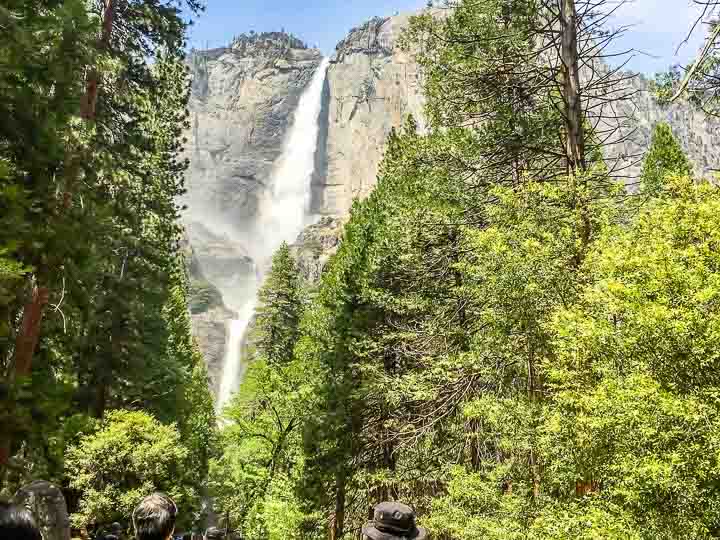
[64,0,115,208]
[528,342,541,499]
[0,441,10,479]
[575,479,598,496]
[91,379,107,419]
[330,473,346,540]
[558,0,592,261]
[559,0,586,174]
[1,285,49,476]
[13,285,50,380]
[80,0,114,121]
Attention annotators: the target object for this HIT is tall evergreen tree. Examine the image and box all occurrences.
[211,243,317,538]
[254,242,304,366]
[640,123,693,197]
[0,0,213,497]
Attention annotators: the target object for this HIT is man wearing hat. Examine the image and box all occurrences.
[362,502,427,540]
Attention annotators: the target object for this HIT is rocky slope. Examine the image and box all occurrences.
[290,216,344,283]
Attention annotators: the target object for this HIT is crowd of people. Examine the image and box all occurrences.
[0,494,427,540]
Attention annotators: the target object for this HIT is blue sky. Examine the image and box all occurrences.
[186,0,708,75]
[185,0,426,54]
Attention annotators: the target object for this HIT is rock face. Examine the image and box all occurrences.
[182,231,233,396]
[186,221,256,309]
[190,303,234,396]
[614,73,720,179]
[309,11,720,214]
[291,217,344,283]
[13,480,71,540]
[312,14,426,215]
[184,33,323,228]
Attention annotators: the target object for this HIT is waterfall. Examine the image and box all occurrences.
[215,57,330,413]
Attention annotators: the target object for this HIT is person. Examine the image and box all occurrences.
[362,502,427,540]
[132,493,178,540]
[0,501,43,540]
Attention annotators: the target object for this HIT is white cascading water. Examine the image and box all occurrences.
[216,57,330,412]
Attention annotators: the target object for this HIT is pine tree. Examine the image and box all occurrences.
[0,0,213,494]
[640,123,693,197]
[253,242,304,365]
[210,243,312,537]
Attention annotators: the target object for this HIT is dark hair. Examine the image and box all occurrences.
[0,502,42,540]
[132,493,177,540]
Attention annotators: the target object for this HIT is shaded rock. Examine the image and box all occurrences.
[13,480,70,540]
[181,229,234,398]
[291,217,344,283]
[191,304,234,397]
[186,221,256,309]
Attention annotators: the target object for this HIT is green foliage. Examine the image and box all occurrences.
[190,277,224,314]
[0,0,214,521]
[640,123,692,196]
[164,258,218,489]
[253,242,304,365]
[217,3,720,539]
[211,242,320,538]
[545,177,720,536]
[66,410,195,529]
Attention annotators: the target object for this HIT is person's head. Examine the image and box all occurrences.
[132,493,177,540]
[203,527,225,540]
[0,502,42,540]
[362,502,427,540]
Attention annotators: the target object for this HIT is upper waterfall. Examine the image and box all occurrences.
[251,57,331,267]
[215,57,330,413]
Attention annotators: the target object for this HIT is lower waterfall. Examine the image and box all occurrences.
[215,57,330,413]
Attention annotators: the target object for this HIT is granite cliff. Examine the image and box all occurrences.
[311,15,427,215]
[183,12,720,398]
[184,33,322,226]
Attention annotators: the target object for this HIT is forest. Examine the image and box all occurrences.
[3,0,720,539]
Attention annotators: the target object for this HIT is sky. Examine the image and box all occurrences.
[185,0,426,54]
[186,0,710,75]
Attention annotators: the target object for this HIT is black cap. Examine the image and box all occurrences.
[362,502,427,540]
